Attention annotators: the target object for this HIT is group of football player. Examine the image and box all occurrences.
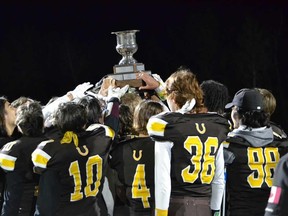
[0,66,287,216]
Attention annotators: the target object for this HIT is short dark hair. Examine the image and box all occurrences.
[16,102,44,136]
[237,108,269,128]
[55,102,87,133]
[78,96,102,125]
[200,80,229,114]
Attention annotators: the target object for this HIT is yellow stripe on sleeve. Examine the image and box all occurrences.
[98,124,115,139]
[31,149,51,169]
[0,153,16,171]
[222,141,230,148]
[155,208,168,216]
[104,126,115,139]
[147,117,167,137]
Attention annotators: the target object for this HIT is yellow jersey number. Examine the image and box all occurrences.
[69,155,103,202]
[247,147,279,188]
[181,136,219,184]
[131,164,151,208]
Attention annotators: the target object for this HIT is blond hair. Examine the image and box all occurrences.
[255,88,276,118]
[165,67,204,113]
[133,100,163,135]
[120,92,143,114]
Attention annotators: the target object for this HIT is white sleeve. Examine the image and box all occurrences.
[210,144,225,210]
[102,177,114,216]
[154,140,173,213]
[42,95,70,120]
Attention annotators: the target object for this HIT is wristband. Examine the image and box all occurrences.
[212,210,220,216]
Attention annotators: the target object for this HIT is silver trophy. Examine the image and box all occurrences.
[111,30,145,74]
[110,30,150,87]
[112,29,139,65]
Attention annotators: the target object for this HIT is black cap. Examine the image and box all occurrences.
[225,89,263,111]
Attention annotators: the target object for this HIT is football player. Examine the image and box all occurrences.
[200,80,229,115]
[264,152,288,216]
[78,92,123,216]
[110,100,164,215]
[224,89,288,216]
[146,67,230,216]
[0,96,21,213]
[32,102,115,215]
[0,97,18,147]
[0,102,46,216]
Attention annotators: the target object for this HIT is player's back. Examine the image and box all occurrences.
[0,136,47,173]
[32,124,114,216]
[148,112,230,197]
[0,136,47,216]
[110,136,155,215]
[225,133,288,216]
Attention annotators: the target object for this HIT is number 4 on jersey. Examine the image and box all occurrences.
[132,164,151,208]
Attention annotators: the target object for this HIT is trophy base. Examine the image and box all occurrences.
[113,63,145,74]
[108,71,151,88]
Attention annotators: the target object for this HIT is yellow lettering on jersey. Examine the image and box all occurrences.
[69,155,103,202]
[182,136,202,183]
[84,155,102,197]
[76,145,89,156]
[133,150,143,161]
[69,161,83,201]
[247,148,265,188]
[247,147,280,188]
[264,148,279,187]
[132,164,151,208]
[195,123,206,134]
[182,136,218,184]
[201,137,218,184]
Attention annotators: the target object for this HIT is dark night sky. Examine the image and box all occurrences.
[0,2,288,131]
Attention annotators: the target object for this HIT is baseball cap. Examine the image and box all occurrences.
[225,88,263,111]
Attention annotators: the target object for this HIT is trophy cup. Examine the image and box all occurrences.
[110,30,151,87]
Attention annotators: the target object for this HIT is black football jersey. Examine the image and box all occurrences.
[225,136,288,216]
[110,137,155,214]
[0,136,47,216]
[265,152,288,216]
[0,136,18,211]
[32,124,114,216]
[0,136,46,175]
[147,112,230,197]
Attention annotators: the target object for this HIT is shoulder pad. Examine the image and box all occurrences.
[86,123,115,139]
[38,139,54,148]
